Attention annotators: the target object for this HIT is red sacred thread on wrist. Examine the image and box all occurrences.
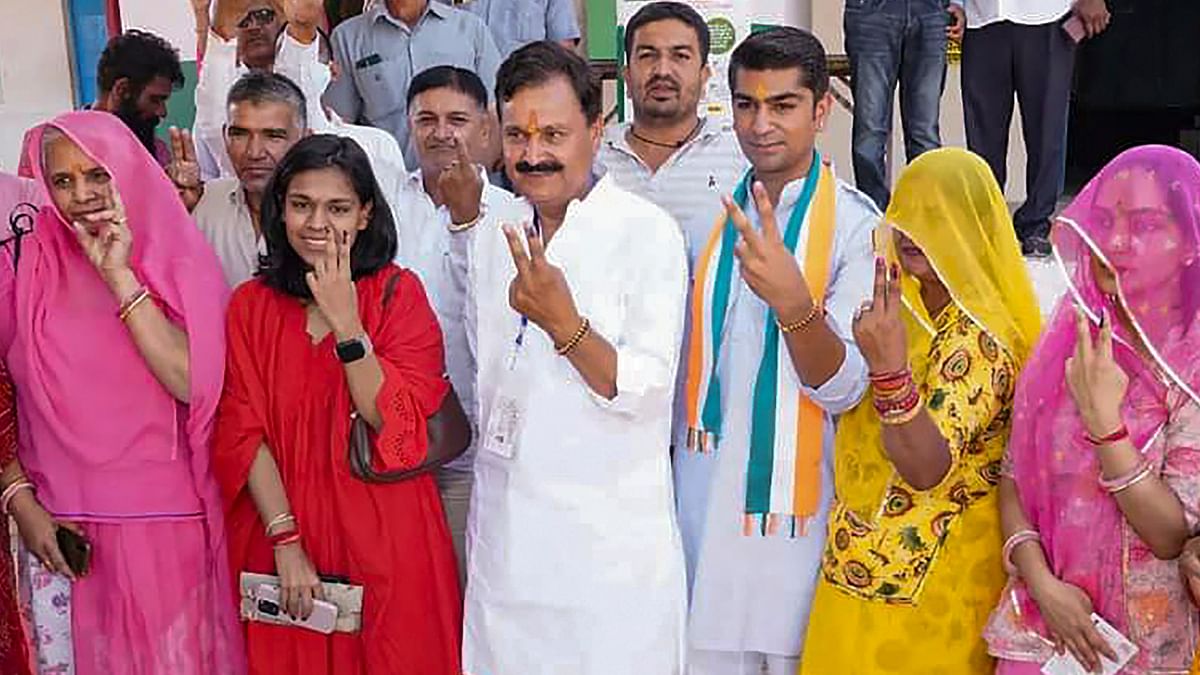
[1085,425,1129,446]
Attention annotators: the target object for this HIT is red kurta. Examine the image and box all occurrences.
[0,366,31,675]
[213,266,461,675]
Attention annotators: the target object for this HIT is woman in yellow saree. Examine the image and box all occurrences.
[799,148,1041,674]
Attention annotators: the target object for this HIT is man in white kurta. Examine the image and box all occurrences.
[191,0,407,199]
[463,41,687,675]
[674,28,877,675]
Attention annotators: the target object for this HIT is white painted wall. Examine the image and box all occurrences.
[120,0,197,61]
[0,0,75,172]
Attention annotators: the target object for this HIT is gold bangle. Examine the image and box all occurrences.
[778,305,824,334]
[555,317,591,357]
[118,288,152,322]
[880,397,924,426]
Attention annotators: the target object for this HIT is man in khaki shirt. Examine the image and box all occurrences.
[193,72,306,286]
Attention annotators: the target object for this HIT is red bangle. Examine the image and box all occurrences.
[269,527,301,548]
[1085,425,1129,446]
[875,387,920,416]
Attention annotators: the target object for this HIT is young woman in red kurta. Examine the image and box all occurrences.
[213,135,461,674]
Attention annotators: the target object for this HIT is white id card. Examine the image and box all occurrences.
[482,346,532,459]
[1040,613,1139,675]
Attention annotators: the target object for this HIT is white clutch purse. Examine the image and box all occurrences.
[239,572,364,634]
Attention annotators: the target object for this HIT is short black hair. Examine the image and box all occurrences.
[227,71,309,131]
[495,41,601,125]
[624,1,711,64]
[728,27,829,101]
[257,135,398,299]
[97,29,184,96]
[407,65,488,110]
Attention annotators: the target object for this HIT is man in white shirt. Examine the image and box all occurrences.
[463,41,688,675]
[192,72,306,286]
[394,65,520,586]
[191,0,407,202]
[678,27,875,675]
[955,0,1110,257]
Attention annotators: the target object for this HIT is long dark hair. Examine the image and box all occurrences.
[257,134,397,299]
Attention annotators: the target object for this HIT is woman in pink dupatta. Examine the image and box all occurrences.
[984,145,1200,674]
[0,111,244,674]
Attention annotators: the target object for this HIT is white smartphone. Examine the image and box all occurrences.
[250,583,338,635]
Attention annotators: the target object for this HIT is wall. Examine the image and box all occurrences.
[0,0,75,171]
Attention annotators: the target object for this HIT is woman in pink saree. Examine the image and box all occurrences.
[0,111,244,674]
[984,145,1200,674]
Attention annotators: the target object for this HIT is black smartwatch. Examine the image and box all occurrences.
[335,334,373,364]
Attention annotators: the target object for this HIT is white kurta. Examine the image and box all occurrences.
[674,171,878,658]
[463,174,689,675]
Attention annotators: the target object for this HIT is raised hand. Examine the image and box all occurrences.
[851,257,909,374]
[1065,307,1128,437]
[503,223,580,345]
[70,189,132,280]
[166,127,203,212]
[305,229,363,339]
[725,181,814,324]
[437,139,483,227]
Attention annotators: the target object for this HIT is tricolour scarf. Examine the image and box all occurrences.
[685,152,837,537]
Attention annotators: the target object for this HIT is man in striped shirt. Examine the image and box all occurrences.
[597,1,746,269]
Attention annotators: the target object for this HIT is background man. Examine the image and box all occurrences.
[323,0,502,167]
[845,0,964,210]
[191,0,407,206]
[463,41,687,675]
[93,30,185,167]
[443,0,582,58]
[192,72,307,286]
[958,0,1110,257]
[599,1,746,267]
[396,64,520,585]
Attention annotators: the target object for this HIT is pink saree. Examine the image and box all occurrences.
[984,146,1200,673]
[0,112,244,674]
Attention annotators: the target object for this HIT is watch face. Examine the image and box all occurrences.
[336,339,367,363]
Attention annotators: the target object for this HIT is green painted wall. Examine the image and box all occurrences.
[586,0,618,60]
[161,60,198,138]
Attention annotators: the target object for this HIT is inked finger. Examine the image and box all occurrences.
[1097,308,1114,361]
[525,224,546,263]
[1074,305,1092,363]
[871,257,887,308]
